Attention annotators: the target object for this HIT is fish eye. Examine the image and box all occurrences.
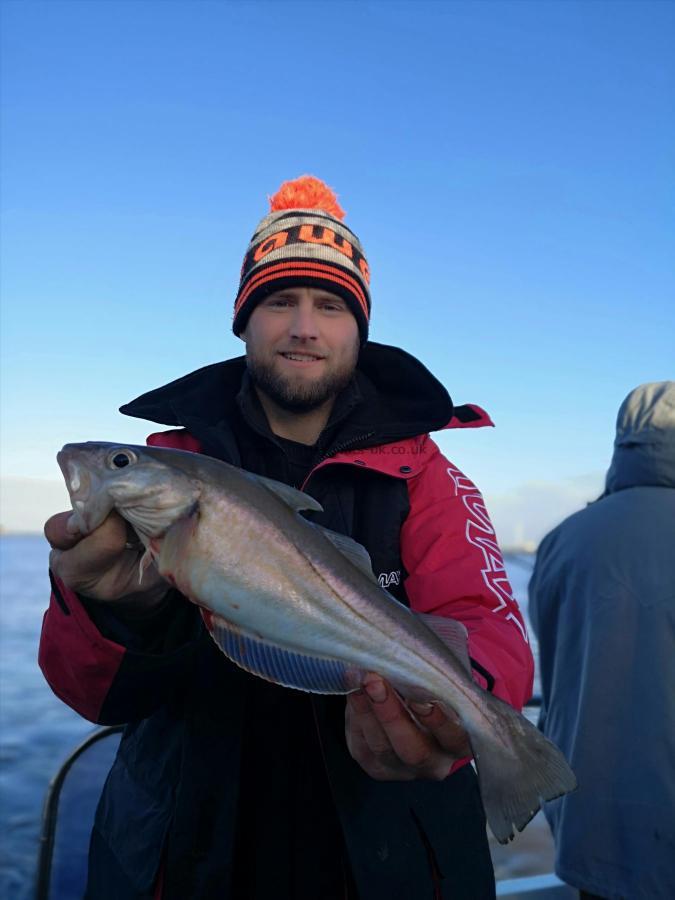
[108,450,137,469]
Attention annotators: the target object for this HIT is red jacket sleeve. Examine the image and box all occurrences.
[400,437,534,710]
[39,573,126,723]
[39,572,202,724]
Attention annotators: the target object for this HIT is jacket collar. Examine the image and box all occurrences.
[119,341,461,451]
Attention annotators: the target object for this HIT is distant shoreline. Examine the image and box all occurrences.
[0,531,535,556]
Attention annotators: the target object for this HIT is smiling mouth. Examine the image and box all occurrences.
[279,352,326,362]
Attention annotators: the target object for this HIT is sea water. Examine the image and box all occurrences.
[0,534,538,898]
[0,536,92,899]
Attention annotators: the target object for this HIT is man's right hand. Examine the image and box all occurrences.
[45,510,169,610]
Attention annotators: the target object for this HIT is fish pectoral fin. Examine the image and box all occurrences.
[203,611,363,695]
[137,549,155,584]
[415,613,472,673]
[251,472,324,513]
[315,526,377,581]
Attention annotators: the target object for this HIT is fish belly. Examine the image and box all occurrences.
[156,512,462,704]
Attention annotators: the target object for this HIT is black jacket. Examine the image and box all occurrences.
[42,343,500,899]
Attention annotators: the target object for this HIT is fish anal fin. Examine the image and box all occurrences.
[203,611,363,695]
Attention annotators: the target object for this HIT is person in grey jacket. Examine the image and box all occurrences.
[529,381,675,900]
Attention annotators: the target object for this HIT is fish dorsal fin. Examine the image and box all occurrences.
[316,526,378,581]
[416,613,472,673]
[252,472,324,513]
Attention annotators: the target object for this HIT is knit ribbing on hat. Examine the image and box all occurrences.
[232,177,371,342]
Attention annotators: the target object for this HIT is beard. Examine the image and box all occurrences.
[247,342,360,413]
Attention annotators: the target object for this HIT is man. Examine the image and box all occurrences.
[41,176,533,899]
[529,382,675,900]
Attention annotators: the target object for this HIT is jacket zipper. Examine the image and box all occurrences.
[302,431,375,491]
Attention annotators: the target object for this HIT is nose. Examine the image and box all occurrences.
[289,301,319,341]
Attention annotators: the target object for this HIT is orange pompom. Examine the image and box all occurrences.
[269,175,345,220]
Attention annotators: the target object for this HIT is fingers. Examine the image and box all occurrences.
[408,701,472,759]
[53,512,126,569]
[346,675,460,781]
[45,507,168,606]
[348,689,397,757]
[361,676,447,776]
[48,511,138,595]
[345,691,414,781]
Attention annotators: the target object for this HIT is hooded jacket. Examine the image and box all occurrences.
[40,342,533,899]
[529,382,675,900]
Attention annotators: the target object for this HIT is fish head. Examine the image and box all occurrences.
[57,442,201,537]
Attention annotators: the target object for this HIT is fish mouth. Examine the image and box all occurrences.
[67,461,87,498]
[56,453,90,531]
[57,453,91,502]
[56,447,112,534]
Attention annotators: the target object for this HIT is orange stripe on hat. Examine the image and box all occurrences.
[235,261,369,319]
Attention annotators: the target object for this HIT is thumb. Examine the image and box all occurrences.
[44,511,83,551]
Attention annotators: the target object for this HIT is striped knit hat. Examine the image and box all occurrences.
[233,176,371,343]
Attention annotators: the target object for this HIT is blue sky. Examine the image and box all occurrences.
[1,0,673,539]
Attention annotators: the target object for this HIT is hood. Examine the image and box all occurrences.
[119,342,475,447]
[605,381,675,494]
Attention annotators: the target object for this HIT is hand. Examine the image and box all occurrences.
[45,510,168,609]
[345,674,471,781]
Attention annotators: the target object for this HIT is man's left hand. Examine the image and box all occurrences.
[345,674,471,781]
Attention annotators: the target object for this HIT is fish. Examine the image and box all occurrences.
[57,441,576,843]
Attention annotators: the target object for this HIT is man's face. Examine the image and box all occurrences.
[241,286,361,413]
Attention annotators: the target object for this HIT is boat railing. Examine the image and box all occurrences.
[35,725,124,900]
[35,698,567,899]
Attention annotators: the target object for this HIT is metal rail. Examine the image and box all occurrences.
[34,699,545,898]
[34,725,124,900]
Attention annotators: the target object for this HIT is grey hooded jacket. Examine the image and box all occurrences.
[529,382,675,899]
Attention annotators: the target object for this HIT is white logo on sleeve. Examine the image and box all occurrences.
[446,465,528,643]
[378,570,401,588]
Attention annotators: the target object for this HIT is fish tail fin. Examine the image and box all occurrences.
[469,693,576,844]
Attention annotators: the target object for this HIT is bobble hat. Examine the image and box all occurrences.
[233,176,371,343]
